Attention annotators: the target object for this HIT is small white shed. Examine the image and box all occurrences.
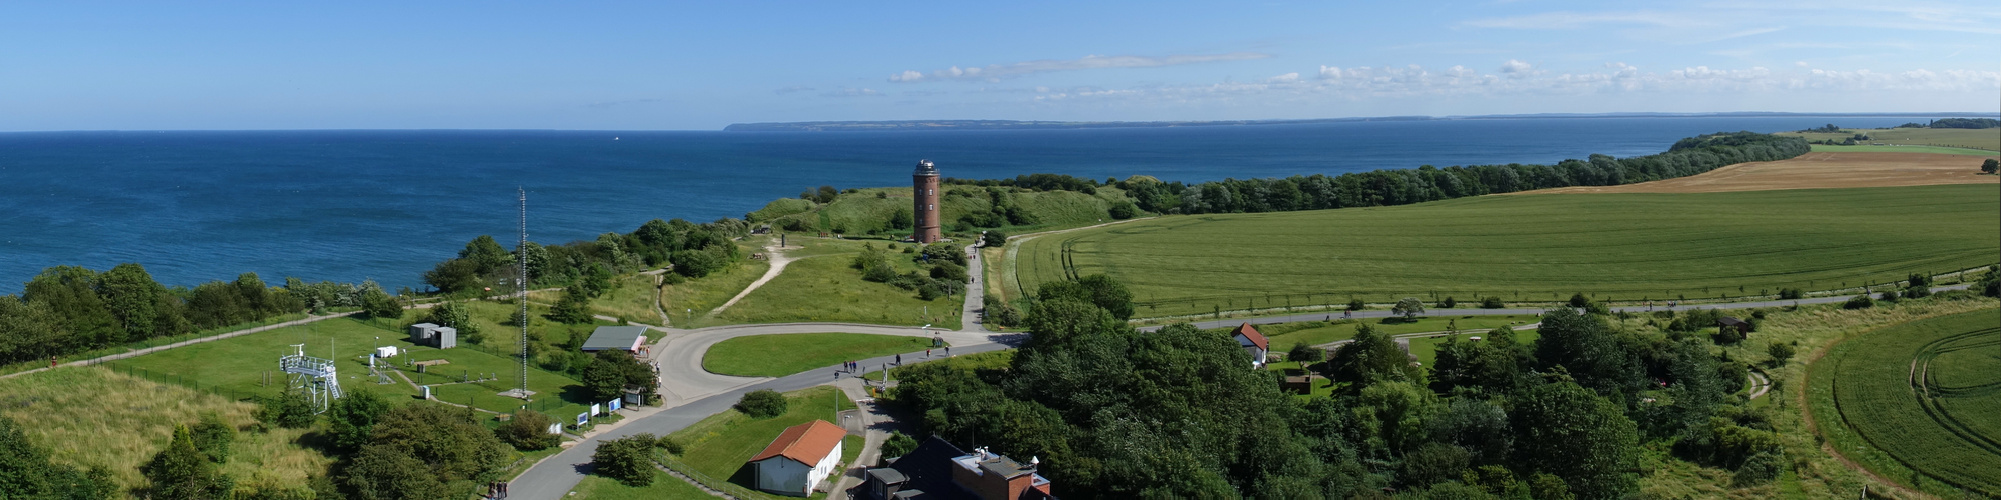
[750,420,847,497]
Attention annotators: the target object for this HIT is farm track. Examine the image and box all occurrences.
[1822,312,2001,497]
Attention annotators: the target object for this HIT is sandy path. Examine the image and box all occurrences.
[707,244,799,315]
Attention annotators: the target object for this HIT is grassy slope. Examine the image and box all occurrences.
[702,333,943,377]
[1777,127,2000,151]
[1810,308,2001,496]
[709,240,964,329]
[768,186,1133,238]
[1225,314,1540,349]
[1016,184,1999,318]
[0,312,310,377]
[0,367,334,492]
[664,386,860,500]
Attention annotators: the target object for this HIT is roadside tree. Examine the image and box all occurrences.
[1392,297,1425,321]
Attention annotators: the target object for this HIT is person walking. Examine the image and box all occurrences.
[895,354,901,365]
[926,349,932,358]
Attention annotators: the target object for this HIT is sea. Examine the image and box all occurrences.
[0,115,1948,293]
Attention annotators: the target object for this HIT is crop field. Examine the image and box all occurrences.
[1520,152,1996,194]
[1807,144,1999,156]
[1009,184,1998,318]
[1217,314,1540,349]
[703,333,942,377]
[0,367,332,491]
[108,316,595,416]
[1777,127,1999,152]
[1812,310,2001,496]
[710,242,964,329]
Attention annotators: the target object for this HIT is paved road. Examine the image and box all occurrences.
[510,243,1007,499]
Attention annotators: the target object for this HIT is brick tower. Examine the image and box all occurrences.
[913,159,942,243]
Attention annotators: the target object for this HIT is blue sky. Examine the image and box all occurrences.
[2,1,1996,131]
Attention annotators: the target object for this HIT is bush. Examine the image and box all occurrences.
[881,432,919,461]
[593,434,657,487]
[1108,202,1138,220]
[982,231,1007,248]
[189,413,234,464]
[737,389,788,418]
[1767,342,1795,366]
[548,287,594,324]
[1776,288,1803,300]
[1568,293,1590,308]
[1843,295,1874,309]
[1287,342,1324,364]
[656,436,685,455]
[496,411,561,451]
[1346,299,1366,311]
[361,288,403,320]
[1902,286,1932,299]
[661,272,686,285]
[1878,291,1899,302]
[1732,451,1784,486]
[1439,296,1457,308]
[1479,296,1505,309]
[253,389,316,429]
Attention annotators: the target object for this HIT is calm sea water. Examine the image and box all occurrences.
[0,115,1942,293]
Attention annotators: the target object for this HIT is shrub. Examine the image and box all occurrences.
[189,413,234,464]
[1902,286,1931,299]
[737,389,788,418]
[253,389,316,429]
[661,272,686,285]
[1440,296,1457,308]
[881,432,919,461]
[1777,288,1803,300]
[547,287,594,324]
[982,231,1007,248]
[496,411,561,451]
[1479,296,1505,309]
[656,436,685,455]
[1732,451,1784,486]
[1568,293,1590,308]
[1878,291,1899,302]
[361,288,403,320]
[1287,342,1324,364]
[1843,295,1874,309]
[1346,299,1366,311]
[593,434,657,487]
[1108,202,1138,220]
[1767,342,1796,366]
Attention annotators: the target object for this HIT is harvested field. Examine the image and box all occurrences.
[1519,152,1997,195]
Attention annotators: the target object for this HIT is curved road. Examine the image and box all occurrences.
[510,244,1004,499]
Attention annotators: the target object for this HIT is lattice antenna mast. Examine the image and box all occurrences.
[517,187,529,398]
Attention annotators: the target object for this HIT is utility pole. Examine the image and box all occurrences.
[515,188,530,399]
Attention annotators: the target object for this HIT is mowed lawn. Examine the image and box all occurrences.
[711,239,965,329]
[1811,310,2001,497]
[0,367,333,492]
[665,386,862,500]
[566,473,714,500]
[109,316,592,416]
[703,333,943,377]
[1015,184,1999,318]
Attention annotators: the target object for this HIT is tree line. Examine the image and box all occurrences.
[422,216,751,297]
[0,264,393,368]
[1896,118,2000,129]
[887,274,1786,499]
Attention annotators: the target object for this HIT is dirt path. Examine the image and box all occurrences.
[1747,370,1771,400]
[992,217,1157,303]
[707,244,800,315]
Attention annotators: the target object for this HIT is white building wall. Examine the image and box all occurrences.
[806,441,844,494]
[756,458,810,496]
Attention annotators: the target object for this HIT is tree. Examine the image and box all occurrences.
[145,424,233,500]
[889,206,914,230]
[737,389,788,418]
[1347,298,1367,311]
[254,387,317,429]
[1510,381,1640,499]
[361,287,403,320]
[1533,308,1642,399]
[1034,274,1134,320]
[496,411,561,451]
[582,355,630,403]
[328,389,392,453]
[423,258,482,294]
[1568,293,1589,308]
[1328,324,1421,388]
[345,402,511,499]
[1021,298,1125,349]
[548,287,594,324]
[1107,201,1138,219]
[982,231,1007,248]
[1480,296,1505,309]
[1393,297,1426,321]
[1767,342,1796,366]
[1287,342,1324,364]
[881,431,919,460]
[95,263,164,342]
[593,434,658,486]
[1982,158,1998,174]
[1843,295,1874,309]
[425,301,483,340]
[189,413,234,464]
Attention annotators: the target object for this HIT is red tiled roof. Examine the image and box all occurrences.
[750,420,846,466]
[1232,323,1268,350]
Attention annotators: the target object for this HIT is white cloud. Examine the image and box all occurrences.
[1265,72,1300,83]
[1500,59,1534,76]
[888,52,1270,83]
[773,86,815,95]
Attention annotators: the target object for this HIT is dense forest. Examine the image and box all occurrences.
[1895,118,2000,129]
[890,274,1796,499]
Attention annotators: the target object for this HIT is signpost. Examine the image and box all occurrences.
[608,399,621,412]
[576,412,588,427]
[590,403,602,416]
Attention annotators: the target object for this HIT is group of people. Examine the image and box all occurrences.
[834,346,953,380]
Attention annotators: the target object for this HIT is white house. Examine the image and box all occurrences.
[1232,323,1270,369]
[750,419,847,497]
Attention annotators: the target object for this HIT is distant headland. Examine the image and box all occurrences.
[722,111,1993,132]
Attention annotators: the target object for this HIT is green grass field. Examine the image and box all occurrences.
[1810,309,2001,496]
[703,333,944,377]
[108,316,594,416]
[710,241,964,329]
[1778,127,2000,152]
[663,386,862,500]
[764,185,1138,238]
[1010,184,1999,319]
[861,350,1014,384]
[567,472,715,500]
[0,367,333,492]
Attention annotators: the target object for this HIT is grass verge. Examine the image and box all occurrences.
[710,243,964,329]
[660,386,860,499]
[703,333,944,377]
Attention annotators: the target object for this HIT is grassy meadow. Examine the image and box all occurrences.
[107,315,595,417]
[1805,144,2001,156]
[1809,309,2001,497]
[1010,184,1999,319]
[1223,314,1540,349]
[708,240,964,329]
[661,386,862,500]
[702,333,943,377]
[0,367,333,493]
[754,185,1137,237]
[566,472,715,500]
[1777,127,2000,151]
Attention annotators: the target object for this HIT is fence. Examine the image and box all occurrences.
[655,453,760,500]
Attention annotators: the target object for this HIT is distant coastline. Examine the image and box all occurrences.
[722,111,1995,132]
